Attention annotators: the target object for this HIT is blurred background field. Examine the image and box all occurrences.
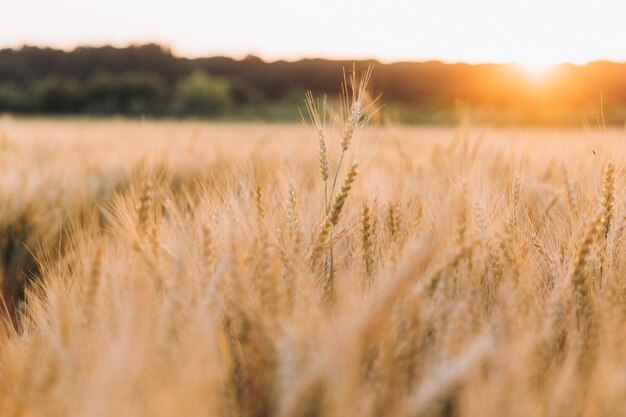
[1,116,626,416]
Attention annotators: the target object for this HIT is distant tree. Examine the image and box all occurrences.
[117,73,167,115]
[229,78,265,105]
[0,83,30,112]
[171,71,233,116]
[82,72,167,115]
[31,76,83,113]
[83,73,119,114]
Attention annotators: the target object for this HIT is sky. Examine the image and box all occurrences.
[1,0,625,68]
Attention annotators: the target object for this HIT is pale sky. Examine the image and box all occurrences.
[1,0,625,67]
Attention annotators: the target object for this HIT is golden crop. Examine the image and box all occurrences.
[0,84,624,416]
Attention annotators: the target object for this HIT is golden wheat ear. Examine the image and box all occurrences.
[599,160,616,239]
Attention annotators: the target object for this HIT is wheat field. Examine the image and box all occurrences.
[0,84,625,416]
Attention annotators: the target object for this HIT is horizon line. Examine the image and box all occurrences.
[3,42,626,68]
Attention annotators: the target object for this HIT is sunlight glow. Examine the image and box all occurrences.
[515,61,555,80]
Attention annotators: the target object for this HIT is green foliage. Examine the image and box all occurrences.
[32,76,83,113]
[84,72,167,115]
[229,78,265,105]
[171,71,233,116]
[83,73,119,114]
[0,83,30,112]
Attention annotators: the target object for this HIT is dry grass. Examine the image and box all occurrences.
[0,89,624,417]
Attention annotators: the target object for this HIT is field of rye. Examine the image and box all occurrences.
[0,74,624,417]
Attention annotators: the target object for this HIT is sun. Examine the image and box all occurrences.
[515,59,555,80]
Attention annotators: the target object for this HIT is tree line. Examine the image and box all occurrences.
[1,44,626,123]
